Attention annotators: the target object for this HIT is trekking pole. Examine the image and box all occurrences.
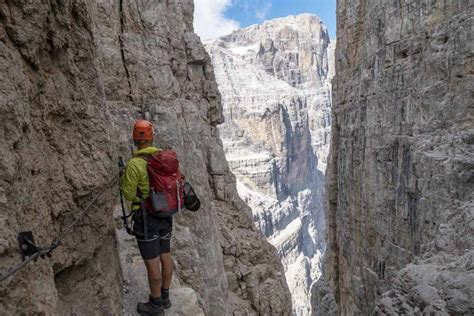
[118,157,134,235]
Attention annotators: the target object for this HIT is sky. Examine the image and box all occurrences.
[194,0,336,40]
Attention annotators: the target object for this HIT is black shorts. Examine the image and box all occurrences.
[132,211,173,260]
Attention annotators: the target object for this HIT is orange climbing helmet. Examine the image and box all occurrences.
[133,119,154,142]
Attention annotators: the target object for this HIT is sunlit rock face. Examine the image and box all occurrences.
[313,1,474,315]
[206,14,334,315]
[0,1,291,315]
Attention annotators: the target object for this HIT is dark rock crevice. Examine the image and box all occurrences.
[119,0,134,102]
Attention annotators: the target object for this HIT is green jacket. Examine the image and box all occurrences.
[121,146,161,210]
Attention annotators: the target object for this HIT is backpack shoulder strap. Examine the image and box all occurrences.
[132,153,152,199]
[133,153,152,162]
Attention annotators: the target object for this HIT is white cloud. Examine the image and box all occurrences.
[255,2,271,20]
[194,0,240,40]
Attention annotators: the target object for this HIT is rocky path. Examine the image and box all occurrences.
[116,221,204,316]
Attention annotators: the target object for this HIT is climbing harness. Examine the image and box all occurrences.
[118,157,135,236]
[0,165,125,282]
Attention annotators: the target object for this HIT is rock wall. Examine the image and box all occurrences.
[314,1,474,315]
[206,14,334,315]
[0,1,291,315]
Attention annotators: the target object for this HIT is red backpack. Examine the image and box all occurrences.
[144,150,185,216]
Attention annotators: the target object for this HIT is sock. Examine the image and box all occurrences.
[149,295,163,306]
[161,288,170,300]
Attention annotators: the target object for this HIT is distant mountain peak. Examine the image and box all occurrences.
[205,14,334,316]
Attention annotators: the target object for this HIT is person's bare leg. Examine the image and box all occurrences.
[160,253,173,289]
[144,257,162,298]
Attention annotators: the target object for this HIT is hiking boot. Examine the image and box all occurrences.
[162,297,171,309]
[161,288,171,309]
[136,301,164,316]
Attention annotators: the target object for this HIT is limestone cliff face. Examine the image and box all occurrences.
[0,1,290,315]
[206,14,333,315]
[313,1,474,315]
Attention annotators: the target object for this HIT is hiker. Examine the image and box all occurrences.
[121,120,175,316]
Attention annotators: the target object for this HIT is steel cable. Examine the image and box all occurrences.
[0,167,124,282]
